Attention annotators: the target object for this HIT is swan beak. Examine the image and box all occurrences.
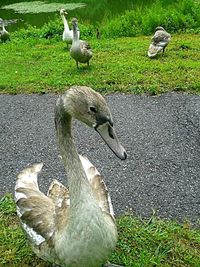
[95,122,127,160]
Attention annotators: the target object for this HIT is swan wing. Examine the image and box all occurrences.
[80,40,92,53]
[152,31,171,46]
[63,29,73,42]
[47,179,70,209]
[47,179,70,231]
[15,163,56,244]
[79,155,115,219]
[148,43,163,57]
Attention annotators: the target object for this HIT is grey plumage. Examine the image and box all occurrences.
[15,86,127,267]
[148,26,171,58]
[70,18,92,68]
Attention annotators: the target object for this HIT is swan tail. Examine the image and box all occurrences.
[79,155,115,219]
[15,163,55,244]
[148,43,163,58]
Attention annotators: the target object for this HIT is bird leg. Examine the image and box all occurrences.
[76,61,79,69]
[162,47,166,56]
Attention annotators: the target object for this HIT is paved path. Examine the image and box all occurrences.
[1,92,200,223]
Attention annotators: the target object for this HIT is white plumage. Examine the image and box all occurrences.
[0,18,10,42]
[60,9,80,47]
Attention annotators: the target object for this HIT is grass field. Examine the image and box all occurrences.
[1,195,200,267]
[0,33,199,95]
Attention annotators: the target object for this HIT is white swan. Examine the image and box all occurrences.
[0,19,10,42]
[15,86,127,267]
[148,26,171,58]
[60,9,79,48]
[70,18,92,68]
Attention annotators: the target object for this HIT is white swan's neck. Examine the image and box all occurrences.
[55,98,98,210]
[61,14,70,32]
[2,23,6,32]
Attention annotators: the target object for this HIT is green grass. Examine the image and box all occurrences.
[1,195,200,267]
[101,0,200,37]
[8,0,200,39]
[0,33,200,95]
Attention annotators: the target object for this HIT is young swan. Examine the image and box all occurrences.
[70,18,92,68]
[148,26,171,58]
[15,86,127,267]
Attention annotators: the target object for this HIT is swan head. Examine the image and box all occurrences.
[72,17,78,27]
[62,86,127,160]
[60,9,68,15]
[155,26,165,31]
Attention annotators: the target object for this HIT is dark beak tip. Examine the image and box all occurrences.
[121,151,127,160]
[124,151,127,160]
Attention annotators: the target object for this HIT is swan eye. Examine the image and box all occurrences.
[89,106,97,113]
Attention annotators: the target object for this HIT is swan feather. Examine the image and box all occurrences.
[80,155,115,219]
[15,163,55,245]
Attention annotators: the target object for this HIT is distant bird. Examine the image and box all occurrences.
[15,85,127,267]
[70,17,92,68]
[148,26,171,58]
[60,9,79,48]
[96,28,100,39]
[0,19,10,42]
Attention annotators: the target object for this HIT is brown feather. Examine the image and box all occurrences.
[17,194,55,240]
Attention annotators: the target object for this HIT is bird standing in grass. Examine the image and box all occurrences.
[70,18,92,68]
[148,26,171,58]
[60,9,79,48]
[0,18,10,42]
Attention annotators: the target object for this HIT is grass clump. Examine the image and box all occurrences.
[11,0,200,40]
[112,215,200,266]
[1,194,200,266]
[102,0,200,38]
[13,16,95,40]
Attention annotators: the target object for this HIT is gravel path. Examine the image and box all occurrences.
[1,92,200,223]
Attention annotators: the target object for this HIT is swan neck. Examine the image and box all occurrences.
[55,100,95,206]
[61,14,69,31]
[72,23,79,41]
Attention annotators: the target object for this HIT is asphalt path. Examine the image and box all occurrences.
[1,92,200,224]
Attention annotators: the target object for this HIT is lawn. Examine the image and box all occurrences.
[0,34,199,95]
